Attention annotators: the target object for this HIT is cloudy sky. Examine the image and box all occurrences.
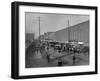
[25,12,89,37]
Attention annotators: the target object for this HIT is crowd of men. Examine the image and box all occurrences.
[39,40,89,54]
[26,40,89,66]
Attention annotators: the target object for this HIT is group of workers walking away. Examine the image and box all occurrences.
[34,41,77,66]
[44,43,77,66]
[45,45,63,66]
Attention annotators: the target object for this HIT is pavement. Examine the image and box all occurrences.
[25,47,89,68]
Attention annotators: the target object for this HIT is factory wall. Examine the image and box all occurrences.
[54,20,89,46]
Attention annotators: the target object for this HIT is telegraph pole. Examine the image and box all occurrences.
[68,20,70,42]
[39,17,40,41]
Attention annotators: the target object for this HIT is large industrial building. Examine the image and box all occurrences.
[40,20,89,46]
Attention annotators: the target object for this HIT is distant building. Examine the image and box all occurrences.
[40,32,55,41]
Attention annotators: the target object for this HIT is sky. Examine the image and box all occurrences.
[25,12,89,38]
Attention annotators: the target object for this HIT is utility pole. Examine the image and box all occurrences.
[68,20,70,42]
[39,17,40,41]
